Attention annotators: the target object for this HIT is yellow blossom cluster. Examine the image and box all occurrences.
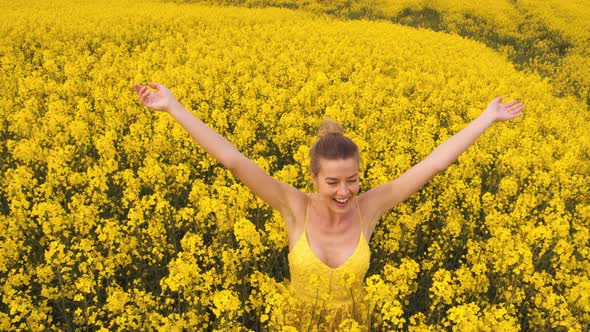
[196,0,590,107]
[1,0,589,330]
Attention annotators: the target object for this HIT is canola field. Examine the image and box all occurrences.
[202,0,590,107]
[1,0,589,330]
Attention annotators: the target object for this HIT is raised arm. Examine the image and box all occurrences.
[134,82,304,217]
[362,97,524,229]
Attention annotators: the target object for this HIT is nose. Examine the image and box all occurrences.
[337,182,348,196]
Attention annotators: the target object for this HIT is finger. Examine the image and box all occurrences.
[509,103,524,113]
[509,110,523,118]
[139,87,149,99]
[503,100,519,108]
[137,86,150,102]
[503,101,521,110]
[140,84,151,96]
[134,83,143,95]
[140,89,151,103]
[148,82,162,91]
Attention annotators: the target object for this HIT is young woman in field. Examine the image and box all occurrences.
[134,82,524,327]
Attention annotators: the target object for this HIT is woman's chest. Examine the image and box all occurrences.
[305,221,362,269]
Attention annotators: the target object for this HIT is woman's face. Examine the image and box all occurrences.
[312,158,360,213]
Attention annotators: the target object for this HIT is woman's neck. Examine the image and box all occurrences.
[311,194,356,228]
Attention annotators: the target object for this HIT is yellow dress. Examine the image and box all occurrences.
[287,196,371,329]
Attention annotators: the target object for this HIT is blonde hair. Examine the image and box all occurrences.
[309,119,360,175]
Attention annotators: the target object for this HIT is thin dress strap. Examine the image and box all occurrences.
[356,197,365,240]
[304,194,311,231]
[356,197,363,226]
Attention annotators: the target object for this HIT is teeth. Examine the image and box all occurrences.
[335,198,349,204]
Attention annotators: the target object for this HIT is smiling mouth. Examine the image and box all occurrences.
[333,197,350,204]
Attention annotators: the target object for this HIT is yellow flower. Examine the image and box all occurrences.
[212,289,242,319]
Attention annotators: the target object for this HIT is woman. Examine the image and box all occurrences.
[134,82,524,327]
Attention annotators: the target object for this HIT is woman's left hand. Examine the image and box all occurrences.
[484,97,525,122]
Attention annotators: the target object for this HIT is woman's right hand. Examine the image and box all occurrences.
[134,82,178,112]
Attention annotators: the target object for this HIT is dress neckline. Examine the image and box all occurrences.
[301,194,367,270]
[303,228,366,270]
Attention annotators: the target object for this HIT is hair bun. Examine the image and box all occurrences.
[317,119,344,138]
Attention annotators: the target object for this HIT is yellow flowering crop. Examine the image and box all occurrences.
[1,0,589,330]
[202,0,590,109]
